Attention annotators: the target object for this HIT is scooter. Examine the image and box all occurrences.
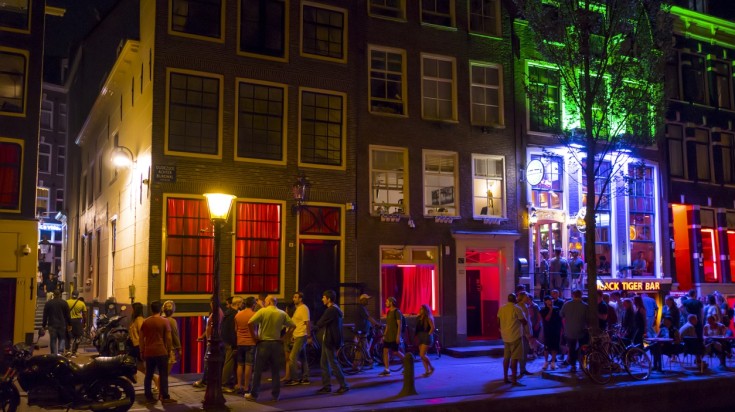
[92,315,131,356]
[0,342,137,412]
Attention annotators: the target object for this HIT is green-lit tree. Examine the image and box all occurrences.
[514,0,672,332]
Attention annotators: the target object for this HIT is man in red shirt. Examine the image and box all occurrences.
[234,297,258,395]
[141,300,175,404]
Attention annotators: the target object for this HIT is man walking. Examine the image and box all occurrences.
[285,292,311,386]
[315,290,349,394]
[378,297,405,376]
[221,296,241,392]
[560,290,588,373]
[66,291,86,357]
[234,297,257,395]
[246,296,295,402]
[497,293,527,385]
[140,300,175,404]
[42,292,71,355]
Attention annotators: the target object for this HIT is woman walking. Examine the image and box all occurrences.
[416,304,436,377]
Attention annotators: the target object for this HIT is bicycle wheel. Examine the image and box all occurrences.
[624,347,651,380]
[388,350,411,372]
[337,343,365,375]
[584,351,612,384]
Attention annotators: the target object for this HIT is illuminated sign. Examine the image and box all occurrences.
[39,223,62,231]
[596,280,661,292]
[526,159,545,186]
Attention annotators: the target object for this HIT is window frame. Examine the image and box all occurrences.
[379,245,441,316]
[38,140,51,174]
[234,78,288,165]
[168,0,225,43]
[468,0,501,37]
[526,62,562,135]
[40,98,53,130]
[627,164,656,276]
[370,145,409,216]
[708,57,733,110]
[666,123,685,179]
[713,130,735,185]
[680,51,707,105]
[368,45,408,117]
[55,188,63,212]
[472,154,505,218]
[0,137,23,212]
[300,1,348,64]
[164,68,224,159]
[0,0,31,33]
[685,126,711,182]
[530,154,564,210]
[469,61,504,127]
[368,0,406,21]
[422,150,459,217]
[297,87,347,170]
[0,46,29,117]
[56,145,65,176]
[420,0,456,29]
[420,53,458,122]
[238,0,289,62]
[36,186,49,216]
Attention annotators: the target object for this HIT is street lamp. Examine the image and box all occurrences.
[202,193,235,410]
[39,238,51,259]
[291,174,310,214]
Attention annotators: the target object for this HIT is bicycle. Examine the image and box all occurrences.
[581,328,651,384]
[336,329,372,375]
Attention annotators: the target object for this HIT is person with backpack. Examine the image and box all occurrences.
[378,297,405,376]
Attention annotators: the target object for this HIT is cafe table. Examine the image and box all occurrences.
[704,335,735,366]
[645,337,674,372]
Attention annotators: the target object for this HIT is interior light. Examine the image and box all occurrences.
[431,269,436,311]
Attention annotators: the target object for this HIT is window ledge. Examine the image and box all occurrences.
[420,22,458,32]
[424,215,460,224]
[474,216,509,225]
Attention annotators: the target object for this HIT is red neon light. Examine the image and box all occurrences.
[702,228,718,280]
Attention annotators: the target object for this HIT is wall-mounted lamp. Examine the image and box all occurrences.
[39,238,51,259]
[111,135,149,185]
[528,206,538,227]
[291,174,311,214]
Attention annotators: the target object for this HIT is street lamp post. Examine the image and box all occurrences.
[202,193,235,410]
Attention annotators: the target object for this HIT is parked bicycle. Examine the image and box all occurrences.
[336,328,372,375]
[581,327,651,384]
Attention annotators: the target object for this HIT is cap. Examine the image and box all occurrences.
[540,249,549,254]
[359,294,371,300]
[71,291,79,298]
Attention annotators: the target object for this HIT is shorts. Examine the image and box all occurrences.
[236,345,256,365]
[503,339,523,361]
[417,332,434,346]
[70,319,83,338]
[383,341,400,351]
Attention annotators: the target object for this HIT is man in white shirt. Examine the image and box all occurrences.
[497,293,527,385]
[284,292,312,386]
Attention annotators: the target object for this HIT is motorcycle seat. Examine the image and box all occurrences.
[74,355,136,381]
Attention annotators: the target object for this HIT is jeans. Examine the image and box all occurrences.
[320,343,347,389]
[145,355,169,399]
[289,335,309,380]
[565,337,582,368]
[520,336,529,371]
[222,343,236,386]
[251,340,283,399]
[48,327,66,355]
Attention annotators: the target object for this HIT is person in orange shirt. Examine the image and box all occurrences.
[140,300,175,404]
[234,297,258,395]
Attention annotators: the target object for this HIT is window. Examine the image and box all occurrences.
[57,146,65,175]
[527,64,561,133]
[170,0,223,40]
[380,246,439,315]
[0,139,21,210]
[666,123,684,178]
[38,141,51,173]
[40,99,53,130]
[700,209,717,283]
[55,189,63,212]
[0,48,26,115]
[0,0,29,31]
[301,3,346,62]
[36,187,49,216]
[369,0,405,20]
[236,80,286,162]
[470,62,503,127]
[58,103,67,132]
[423,150,458,216]
[234,201,282,294]
[240,0,287,59]
[421,0,454,27]
[469,0,500,36]
[709,59,732,110]
[685,127,710,181]
[680,52,706,104]
[371,146,407,216]
[472,155,504,217]
[530,154,563,209]
[582,159,611,260]
[628,165,655,275]
[299,89,345,167]
[165,197,214,294]
[713,131,734,185]
[421,54,456,121]
[369,46,406,116]
[166,70,221,156]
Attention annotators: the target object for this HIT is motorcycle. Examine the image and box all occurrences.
[0,342,137,412]
[92,315,131,356]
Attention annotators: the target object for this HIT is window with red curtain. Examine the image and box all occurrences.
[234,201,281,293]
[165,198,214,293]
[0,141,22,210]
[381,264,436,316]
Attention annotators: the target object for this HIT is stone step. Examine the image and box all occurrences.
[444,344,505,358]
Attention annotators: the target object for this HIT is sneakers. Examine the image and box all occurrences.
[222,386,236,393]
[299,378,311,385]
[244,394,258,402]
[192,380,206,388]
[316,386,331,394]
[542,361,549,370]
[378,370,391,376]
[336,386,350,394]
[284,380,300,386]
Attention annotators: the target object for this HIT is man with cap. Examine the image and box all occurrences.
[66,291,86,357]
[355,293,380,367]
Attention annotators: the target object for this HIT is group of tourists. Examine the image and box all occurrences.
[41,289,86,357]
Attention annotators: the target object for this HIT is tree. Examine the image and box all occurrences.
[514,0,672,332]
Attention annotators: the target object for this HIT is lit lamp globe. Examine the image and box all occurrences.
[204,193,235,220]
[111,147,133,168]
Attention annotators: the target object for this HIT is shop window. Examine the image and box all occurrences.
[666,124,684,179]
[681,52,706,105]
[469,0,500,36]
[301,3,346,62]
[0,49,26,115]
[236,80,286,162]
[234,201,282,294]
[530,154,563,209]
[369,0,405,20]
[713,131,734,185]
[472,154,504,217]
[165,197,214,294]
[421,0,454,28]
[170,0,223,40]
[709,59,732,109]
[470,62,503,127]
[685,127,710,182]
[421,54,457,121]
[299,89,345,167]
[240,0,287,59]
[423,150,458,216]
[369,45,406,116]
[628,165,655,276]
[38,140,51,173]
[167,70,221,156]
[370,146,407,216]
[527,64,561,134]
[380,246,439,316]
[0,0,29,31]
[0,139,21,210]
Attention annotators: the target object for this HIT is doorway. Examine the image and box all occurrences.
[0,279,16,344]
[465,248,501,340]
[299,239,340,322]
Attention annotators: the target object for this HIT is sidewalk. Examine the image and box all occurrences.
[16,343,735,412]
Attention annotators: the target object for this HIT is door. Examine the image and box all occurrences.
[0,279,16,344]
[466,270,482,336]
[299,239,340,322]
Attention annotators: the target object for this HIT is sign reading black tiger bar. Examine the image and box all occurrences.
[596,280,661,292]
[154,165,177,182]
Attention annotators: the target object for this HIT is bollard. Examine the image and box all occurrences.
[398,354,418,396]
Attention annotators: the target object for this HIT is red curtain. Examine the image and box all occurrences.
[381,265,434,316]
[0,142,21,209]
[234,202,281,293]
[165,198,213,293]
